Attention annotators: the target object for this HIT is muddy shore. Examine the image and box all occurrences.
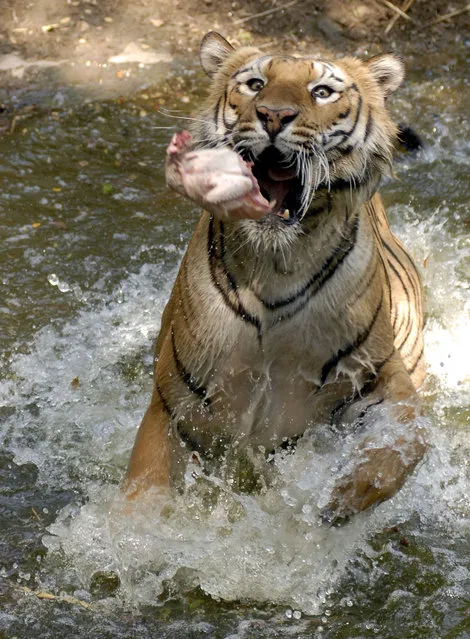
[0,0,468,98]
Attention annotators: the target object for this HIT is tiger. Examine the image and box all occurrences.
[122,32,426,523]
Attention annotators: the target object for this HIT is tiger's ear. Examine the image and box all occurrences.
[366,54,405,96]
[200,32,235,77]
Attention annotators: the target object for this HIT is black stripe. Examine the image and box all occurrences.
[393,309,408,344]
[208,216,263,340]
[294,126,319,138]
[355,398,385,427]
[329,99,372,148]
[177,260,200,342]
[355,346,396,399]
[260,213,360,313]
[329,169,373,192]
[384,239,422,317]
[320,291,384,385]
[304,205,327,220]
[407,344,424,376]
[171,327,210,406]
[218,222,239,293]
[232,65,254,78]
[237,124,257,134]
[156,384,175,418]
[214,96,222,130]
[391,297,399,331]
[343,93,362,141]
[396,315,423,374]
[325,94,363,150]
[329,128,349,139]
[221,89,234,131]
[330,393,386,428]
[387,259,413,350]
[376,248,393,328]
[371,150,390,167]
[340,144,355,155]
[330,394,357,425]
[327,191,333,213]
[363,108,373,144]
[374,346,396,376]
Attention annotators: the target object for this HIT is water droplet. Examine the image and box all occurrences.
[47,273,59,286]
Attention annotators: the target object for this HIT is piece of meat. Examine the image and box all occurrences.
[165,131,272,220]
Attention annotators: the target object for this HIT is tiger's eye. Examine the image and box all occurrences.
[246,78,265,92]
[312,85,333,99]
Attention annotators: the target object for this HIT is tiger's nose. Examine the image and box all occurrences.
[256,106,298,139]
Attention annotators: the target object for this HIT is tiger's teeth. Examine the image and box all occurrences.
[280,208,290,219]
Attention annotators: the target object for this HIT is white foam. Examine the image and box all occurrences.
[0,262,175,484]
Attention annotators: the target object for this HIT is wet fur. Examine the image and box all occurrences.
[123,33,426,522]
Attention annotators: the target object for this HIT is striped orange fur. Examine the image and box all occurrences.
[123,33,426,522]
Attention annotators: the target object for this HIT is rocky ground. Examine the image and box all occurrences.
[1,0,469,55]
[1,0,468,66]
[0,0,467,119]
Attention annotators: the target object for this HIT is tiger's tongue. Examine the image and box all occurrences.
[257,166,296,211]
[258,176,293,212]
[268,166,296,181]
[253,161,297,212]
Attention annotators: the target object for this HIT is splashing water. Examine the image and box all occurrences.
[0,63,469,636]
[0,204,467,620]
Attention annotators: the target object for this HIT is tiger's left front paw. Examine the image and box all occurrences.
[321,446,415,526]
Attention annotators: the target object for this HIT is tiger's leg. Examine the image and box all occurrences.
[323,352,427,524]
[122,390,173,498]
[165,131,272,220]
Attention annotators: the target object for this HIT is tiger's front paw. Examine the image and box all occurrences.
[321,445,415,526]
[166,131,271,220]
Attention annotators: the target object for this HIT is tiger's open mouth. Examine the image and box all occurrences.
[247,147,304,224]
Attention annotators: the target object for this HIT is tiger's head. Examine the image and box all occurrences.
[194,32,404,225]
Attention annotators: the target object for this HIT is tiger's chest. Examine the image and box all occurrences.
[172,212,382,451]
[186,304,357,450]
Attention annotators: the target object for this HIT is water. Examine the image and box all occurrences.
[0,54,469,638]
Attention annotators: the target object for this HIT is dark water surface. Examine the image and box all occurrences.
[0,52,469,638]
